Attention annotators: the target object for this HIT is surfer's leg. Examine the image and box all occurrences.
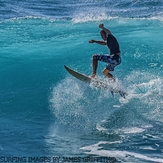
[90,54,98,78]
[103,68,115,81]
[103,55,120,81]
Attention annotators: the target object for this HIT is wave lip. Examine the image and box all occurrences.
[72,7,112,23]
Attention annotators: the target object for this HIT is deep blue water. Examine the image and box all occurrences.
[1,0,163,162]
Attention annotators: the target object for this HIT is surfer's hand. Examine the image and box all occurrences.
[89,40,95,43]
[99,23,104,28]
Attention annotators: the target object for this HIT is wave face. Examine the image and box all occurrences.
[1,0,163,162]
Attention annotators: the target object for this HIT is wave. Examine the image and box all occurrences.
[49,66,163,134]
[1,0,163,21]
[81,140,163,162]
[1,11,163,24]
[38,12,163,23]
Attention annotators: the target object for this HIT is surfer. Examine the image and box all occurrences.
[89,23,121,81]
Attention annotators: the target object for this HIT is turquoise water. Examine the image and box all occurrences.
[1,1,163,162]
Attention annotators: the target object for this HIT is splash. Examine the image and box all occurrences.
[49,77,115,132]
[72,7,114,23]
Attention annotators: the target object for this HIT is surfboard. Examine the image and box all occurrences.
[64,65,127,98]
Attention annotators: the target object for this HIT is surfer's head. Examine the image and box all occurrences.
[100,30,107,41]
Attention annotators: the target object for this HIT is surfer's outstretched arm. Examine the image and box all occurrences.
[89,39,106,45]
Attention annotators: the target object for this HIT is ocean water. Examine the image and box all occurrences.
[1,0,163,162]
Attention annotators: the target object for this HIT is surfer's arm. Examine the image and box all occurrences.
[99,24,111,35]
[89,39,106,45]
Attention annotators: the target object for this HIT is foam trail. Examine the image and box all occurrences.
[81,141,163,162]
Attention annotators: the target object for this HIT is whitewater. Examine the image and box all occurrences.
[1,0,163,162]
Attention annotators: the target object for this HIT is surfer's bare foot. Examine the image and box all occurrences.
[90,73,96,78]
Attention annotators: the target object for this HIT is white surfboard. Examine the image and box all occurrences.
[64,65,127,98]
